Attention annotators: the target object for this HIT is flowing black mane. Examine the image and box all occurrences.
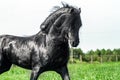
[40,3,80,34]
[52,3,76,11]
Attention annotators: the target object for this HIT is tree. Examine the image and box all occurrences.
[106,49,112,55]
[73,48,83,59]
[101,49,106,55]
[95,49,101,56]
[87,50,94,55]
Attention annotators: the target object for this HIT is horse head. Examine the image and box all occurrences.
[68,8,82,47]
[40,3,82,47]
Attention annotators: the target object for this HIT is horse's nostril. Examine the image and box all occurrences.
[71,40,79,47]
[73,42,75,46]
[71,41,76,47]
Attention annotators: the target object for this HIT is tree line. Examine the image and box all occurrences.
[70,48,120,63]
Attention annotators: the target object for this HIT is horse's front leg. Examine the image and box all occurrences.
[30,65,41,80]
[56,65,70,80]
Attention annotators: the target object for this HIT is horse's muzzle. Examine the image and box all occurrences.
[70,40,79,47]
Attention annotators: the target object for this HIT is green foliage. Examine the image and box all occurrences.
[70,48,120,62]
[70,48,84,59]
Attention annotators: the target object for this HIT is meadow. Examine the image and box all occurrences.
[0,62,120,80]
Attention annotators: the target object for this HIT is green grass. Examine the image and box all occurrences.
[0,62,120,80]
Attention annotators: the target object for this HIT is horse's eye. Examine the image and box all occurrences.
[54,22,62,28]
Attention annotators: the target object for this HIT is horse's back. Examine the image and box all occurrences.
[0,35,33,69]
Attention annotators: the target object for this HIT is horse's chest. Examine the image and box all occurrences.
[43,39,69,69]
[47,47,69,68]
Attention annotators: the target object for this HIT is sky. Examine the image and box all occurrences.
[0,0,120,52]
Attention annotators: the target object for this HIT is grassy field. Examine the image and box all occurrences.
[0,62,120,80]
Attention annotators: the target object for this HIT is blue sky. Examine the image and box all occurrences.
[0,0,120,52]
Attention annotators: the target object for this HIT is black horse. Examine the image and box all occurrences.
[0,4,82,80]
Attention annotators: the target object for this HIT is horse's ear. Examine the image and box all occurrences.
[79,8,81,13]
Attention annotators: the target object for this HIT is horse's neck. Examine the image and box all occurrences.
[34,31,68,49]
[33,31,46,46]
[46,34,68,48]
